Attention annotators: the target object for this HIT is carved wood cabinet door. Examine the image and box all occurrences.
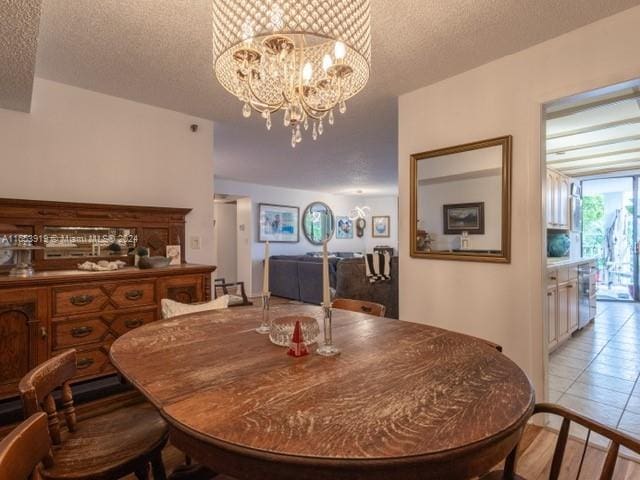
[157,274,208,304]
[0,288,48,399]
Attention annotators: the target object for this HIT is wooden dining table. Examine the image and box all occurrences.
[110,303,534,480]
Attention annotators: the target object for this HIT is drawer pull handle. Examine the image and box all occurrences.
[70,295,94,306]
[76,358,94,370]
[125,289,144,301]
[71,326,93,338]
[549,276,557,281]
[360,306,373,313]
[125,319,143,329]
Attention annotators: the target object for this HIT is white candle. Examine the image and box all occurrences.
[322,240,330,305]
[263,241,270,294]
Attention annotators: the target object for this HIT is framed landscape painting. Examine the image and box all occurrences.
[336,216,354,239]
[372,216,391,238]
[443,202,485,234]
[258,203,299,242]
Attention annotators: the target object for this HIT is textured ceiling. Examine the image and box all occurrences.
[33,0,640,194]
[0,0,42,112]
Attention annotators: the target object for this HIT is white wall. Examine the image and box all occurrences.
[362,195,399,254]
[213,202,238,281]
[399,6,640,398]
[420,175,502,250]
[0,78,215,265]
[215,178,398,294]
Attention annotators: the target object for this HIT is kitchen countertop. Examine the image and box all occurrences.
[547,256,597,269]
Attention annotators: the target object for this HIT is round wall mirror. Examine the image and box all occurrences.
[302,202,335,245]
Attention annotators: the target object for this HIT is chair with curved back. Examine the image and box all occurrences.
[19,349,169,480]
[483,402,640,480]
[0,412,53,480]
[332,298,386,317]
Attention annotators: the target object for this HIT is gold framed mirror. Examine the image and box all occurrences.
[410,136,512,263]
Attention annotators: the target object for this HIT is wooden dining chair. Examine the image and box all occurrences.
[19,349,169,480]
[0,412,53,480]
[483,402,640,480]
[332,298,386,317]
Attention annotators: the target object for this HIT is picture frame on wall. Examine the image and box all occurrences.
[335,216,354,239]
[258,203,300,243]
[443,202,485,234]
[372,216,391,238]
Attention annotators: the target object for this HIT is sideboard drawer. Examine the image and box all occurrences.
[73,347,114,380]
[53,286,108,316]
[110,309,156,336]
[52,317,111,350]
[110,282,156,309]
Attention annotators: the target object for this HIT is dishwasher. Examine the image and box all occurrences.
[578,263,596,329]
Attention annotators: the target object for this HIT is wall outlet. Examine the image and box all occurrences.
[189,236,201,250]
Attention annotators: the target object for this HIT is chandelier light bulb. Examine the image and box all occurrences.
[334,41,346,60]
[302,62,313,83]
[322,54,332,72]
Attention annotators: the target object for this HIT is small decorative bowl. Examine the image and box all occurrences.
[269,316,320,347]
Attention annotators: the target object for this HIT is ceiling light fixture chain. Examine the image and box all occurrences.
[212,0,371,147]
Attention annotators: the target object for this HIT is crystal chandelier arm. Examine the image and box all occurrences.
[246,72,286,110]
[299,78,344,116]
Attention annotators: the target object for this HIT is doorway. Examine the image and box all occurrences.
[582,176,637,302]
[543,78,640,443]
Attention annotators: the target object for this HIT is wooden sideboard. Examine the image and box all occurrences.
[0,197,216,409]
[0,264,215,401]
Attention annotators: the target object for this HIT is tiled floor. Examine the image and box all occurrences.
[549,301,640,448]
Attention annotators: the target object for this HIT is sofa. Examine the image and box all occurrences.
[335,257,399,319]
[268,254,399,319]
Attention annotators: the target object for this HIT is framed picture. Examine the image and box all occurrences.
[166,245,181,265]
[258,203,299,243]
[372,216,391,238]
[443,202,485,234]
[335,216,354,239]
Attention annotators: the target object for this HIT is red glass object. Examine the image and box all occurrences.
[287,320,309,357]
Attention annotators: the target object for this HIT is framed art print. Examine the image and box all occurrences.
[335,216,354,239]
[258,203,299,242]
[372,216,390,238]
[443,202,485,234]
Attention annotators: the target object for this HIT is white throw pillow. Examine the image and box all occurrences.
[161,295,230,319]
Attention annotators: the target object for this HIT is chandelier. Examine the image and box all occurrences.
[212,1,371,147]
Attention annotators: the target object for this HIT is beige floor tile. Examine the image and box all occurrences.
[599,347,640,361]
[555,346,599,361]
[584,363,640,382]
[549,363,584,380]
[605,341,640,354]
[548,374,573,392]
[558,393,623,427]
[576,371,636,395]
[547,389,563,403]
[625,395,640,415]
[619,410,640,436]
[565,382,630,409]
[549,353,591,370]
[593,353,640,370]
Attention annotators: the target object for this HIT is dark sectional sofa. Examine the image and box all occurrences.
[268,254,398,319]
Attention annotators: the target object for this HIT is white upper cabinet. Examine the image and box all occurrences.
[546,169,570,230]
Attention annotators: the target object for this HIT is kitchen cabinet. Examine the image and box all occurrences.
[546,169,571,230]
[547,264,580,352]
[546,287,558,351]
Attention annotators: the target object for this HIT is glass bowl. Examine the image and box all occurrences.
[269,315,320,347]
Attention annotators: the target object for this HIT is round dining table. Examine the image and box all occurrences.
[110,303,534,480]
